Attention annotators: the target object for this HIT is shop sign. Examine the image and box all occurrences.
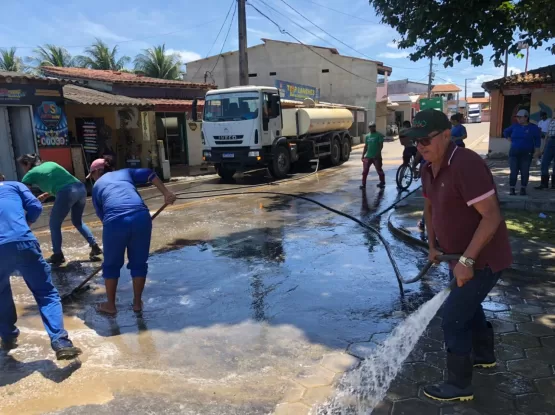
[35,101,69,147]
[275,80,320,102]
[0,88,26,101]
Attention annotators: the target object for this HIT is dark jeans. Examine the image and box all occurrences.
[541,139,555,176]
[0,240,68,343]
[509,148,533,188]
[442,267,501,355]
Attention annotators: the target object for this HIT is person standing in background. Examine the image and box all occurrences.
[360,123,386,189]
[537,111,552,166]
[536,117,555,190]
[18,154,102,266]
[450,114,468,148]
[503,110,542,196]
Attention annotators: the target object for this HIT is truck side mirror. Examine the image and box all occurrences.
[191,99,198,122]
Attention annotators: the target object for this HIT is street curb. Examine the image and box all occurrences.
[387,211,555,280]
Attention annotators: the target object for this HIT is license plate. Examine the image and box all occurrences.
[222,153,235,158]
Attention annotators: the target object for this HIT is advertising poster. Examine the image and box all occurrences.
[275,80,320,102]
[34,101,69,147]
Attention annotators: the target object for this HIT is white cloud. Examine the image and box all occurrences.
[466,66,523,93]
[386,41,398,49]
[77,15,128,42]
[378,51,410,59]
[166,49,202,63]
[351,25,397,50]
[247,28,273,39]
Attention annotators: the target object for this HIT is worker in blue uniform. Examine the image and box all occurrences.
[0,173,82,360]
[88,159,176,315]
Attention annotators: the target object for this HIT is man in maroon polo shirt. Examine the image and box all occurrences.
[402,109,513,402]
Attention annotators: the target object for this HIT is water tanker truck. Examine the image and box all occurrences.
[201,86,354,180]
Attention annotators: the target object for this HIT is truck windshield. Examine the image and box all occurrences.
[469,110,480,115]
[203,93,260,122]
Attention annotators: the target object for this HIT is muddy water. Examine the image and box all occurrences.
[1,156,444,414]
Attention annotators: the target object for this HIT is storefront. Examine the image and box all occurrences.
[0,72,69,180]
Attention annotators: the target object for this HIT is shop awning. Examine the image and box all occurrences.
[63,85,151,107]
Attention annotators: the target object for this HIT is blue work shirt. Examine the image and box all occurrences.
[0,181,43,245]
[451,124,467,145]
[92,169,157,224]
[503,123,542,151]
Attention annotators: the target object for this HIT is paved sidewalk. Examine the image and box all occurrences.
[489,159,555,212]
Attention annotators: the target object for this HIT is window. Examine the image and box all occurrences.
[269,72,277,76]
[322,69,330,73]
[203,92,260,122]
[263,93,281,119]
[248,73,257,77]
[448,93,454,100]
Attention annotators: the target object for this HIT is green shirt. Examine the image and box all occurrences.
[364,132,384,158]
[22,161,80,195]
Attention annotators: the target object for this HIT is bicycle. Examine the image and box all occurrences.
[396,155,420,191]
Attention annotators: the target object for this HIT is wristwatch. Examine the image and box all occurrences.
[459,256,475,268]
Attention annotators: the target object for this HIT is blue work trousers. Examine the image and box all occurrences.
[541,139,555,176]
[0,240,68,343]
[442,267,501,355]
[50,182,96,255]
[509,148,533,188]
[102,210,152,279]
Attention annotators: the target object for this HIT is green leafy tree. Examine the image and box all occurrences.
[75,39,130,70]
[34,44,75,67]
[0,48,24,72]
[133,44,182,79]
[368,0,554,67]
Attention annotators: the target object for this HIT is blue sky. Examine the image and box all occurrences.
[2,0,553,95]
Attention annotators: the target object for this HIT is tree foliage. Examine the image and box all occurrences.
[75,39,130,70]
[0,48,24,72]
[133,44,182,79]
[369,0,555,67]
[34,45,75,67]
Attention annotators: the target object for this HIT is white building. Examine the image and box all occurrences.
[185,39,392,124]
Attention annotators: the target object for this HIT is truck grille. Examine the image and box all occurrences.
[215,140,243,145]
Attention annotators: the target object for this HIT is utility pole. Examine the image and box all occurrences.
[427,56,433,98]
[238,0,249,86]
[503,49,509,77]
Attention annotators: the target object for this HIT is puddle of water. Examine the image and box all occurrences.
[316,288,450,414]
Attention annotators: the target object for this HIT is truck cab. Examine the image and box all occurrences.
[202,86,284,179]
[467,104,482,123]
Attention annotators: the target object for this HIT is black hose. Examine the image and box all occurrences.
[175,189,445,295]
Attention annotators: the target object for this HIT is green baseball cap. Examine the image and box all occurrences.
[401,109,451,139]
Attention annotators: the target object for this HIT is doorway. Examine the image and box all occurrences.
[502,93,531,132]
[156,113,187,165]
[0,106,36,180]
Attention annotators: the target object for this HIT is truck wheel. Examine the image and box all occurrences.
[341,137,351,161]
[217,166,236,180]
[269,146,290,179]
[330,138,341,166]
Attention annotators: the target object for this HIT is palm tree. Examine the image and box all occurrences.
[133,44,182,80]
[75,39,130,70]
[0,48,24,72]
[34,45,75,67]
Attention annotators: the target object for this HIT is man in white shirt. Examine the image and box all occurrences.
[537,112,552,161]
[536,117,555,189]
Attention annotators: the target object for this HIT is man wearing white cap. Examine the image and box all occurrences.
[503,109,542,195]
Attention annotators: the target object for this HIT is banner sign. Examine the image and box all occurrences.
[34,101,69,147]
[275,80,320,102]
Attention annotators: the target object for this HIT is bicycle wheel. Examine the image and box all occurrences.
[396,164,414,190]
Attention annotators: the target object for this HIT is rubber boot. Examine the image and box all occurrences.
[423,352,474,402]
[510,187,516,196]
[520,187,527,196]
[473,321,496,368]
[535,175,549,190]
[47,253,66,266]
[89,243,103,260]
[1,336,18,351]
[552,175,555,189]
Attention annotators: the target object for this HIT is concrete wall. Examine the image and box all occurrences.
[387,80,429,95]
[185,40,379,122]
[393,102,412,124]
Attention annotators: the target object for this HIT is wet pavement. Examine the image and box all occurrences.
[6,124,550,415]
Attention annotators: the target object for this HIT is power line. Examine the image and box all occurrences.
[0,17,224,51]
[255,0,428,71]
[207,2,238,80]
[247,2,378,84]
[190,0,236,81]
[294,0,380,25]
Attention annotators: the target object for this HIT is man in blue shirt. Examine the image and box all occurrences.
[450,114,467,147]
[503,109,542,196]
[89,159,176,315]
[0,174,81,360]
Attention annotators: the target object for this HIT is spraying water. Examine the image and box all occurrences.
[315,287,450,415]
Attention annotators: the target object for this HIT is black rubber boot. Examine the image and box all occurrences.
[535,175,549,190]
[47,253,66,266]
[89,244,103,260]
[552,175,555,189]
[1,337,18,351]
[510,187,516,196]
[520,187,527,196]
[423,352,474,402]
[473,321,496,368]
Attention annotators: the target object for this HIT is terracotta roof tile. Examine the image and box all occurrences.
[0,70,64,84]
[482,65,555,90]
[466,97,489,104]
[431,84,462,93]
[63,85,150,107]
[42,67,215,89]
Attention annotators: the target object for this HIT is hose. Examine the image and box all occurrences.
[174,189,450,295]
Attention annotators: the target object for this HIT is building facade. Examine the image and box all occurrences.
[185,38,391,124]
[382,79,429,95]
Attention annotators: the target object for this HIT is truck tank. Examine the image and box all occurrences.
[281,108,354,137]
